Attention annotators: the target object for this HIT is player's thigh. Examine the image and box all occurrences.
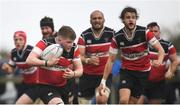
[16,93,34,104]
[119,88,131,101]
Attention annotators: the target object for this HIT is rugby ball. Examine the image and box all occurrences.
[41,44,63,60]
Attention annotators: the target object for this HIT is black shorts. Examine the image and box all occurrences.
[15,82,34,100]
[25,84,69,104]
[78,73,112,97]
[144,80,165,100]
[119,69,149,98]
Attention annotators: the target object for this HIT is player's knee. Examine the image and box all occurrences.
[120,97,129,104]
[96,87,110,104]
[48,97,64,105]
[15,94,34,104]
[96,95,108,104]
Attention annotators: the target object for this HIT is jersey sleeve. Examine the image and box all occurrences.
[32,40,47,55]
[168,42,176,55]
[109,37,118,54]
[146,30,158,46]
[77,34,85,48]
[73,45,81,61]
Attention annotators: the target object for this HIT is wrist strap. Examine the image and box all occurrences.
[101,79,106,87]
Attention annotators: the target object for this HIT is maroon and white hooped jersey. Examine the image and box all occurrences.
[110,25,157,71]
[78,27,115,75]
[32,37,81,87]
[148,39,176,82]
[8,45,38,84]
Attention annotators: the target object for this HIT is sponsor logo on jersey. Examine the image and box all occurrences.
[120,42,124,46]
[122,80,126,84]
[87,40,92,44]
[13,57,17,61]
[104,38,109,42]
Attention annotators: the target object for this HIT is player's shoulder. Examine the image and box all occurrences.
[104,26,114,32]
[26,45,33,49]
[136,25,146,32]
[81,28,92,35]
[137,25,146,29]
[11,48,16,53]
[115,28,124,37]
[103,26,115,34]
[159,39,172,46]
[43,37,56,46]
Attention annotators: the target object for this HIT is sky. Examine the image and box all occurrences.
[0,0,180,51]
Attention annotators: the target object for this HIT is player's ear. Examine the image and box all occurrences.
[55,36,62,44]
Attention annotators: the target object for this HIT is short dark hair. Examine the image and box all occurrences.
[119,6,139,20]
[57,26,76,40]
[147,22,160,29]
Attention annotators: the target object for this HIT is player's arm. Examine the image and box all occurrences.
[97,52,116,96]
[63,47,83,79]
[165,46,178,79]
[77,35,88,64]
[151,41,165,67]
[147,31,165,67]
[78,46,99,65]
[26,47,58,66]
[170,57,180,73]
[100,37,118,87]
[73,59,83,78]
[78,36,99,65]
[165,53,178,79]
[101,52,116,86]
[63,59,83,79]
[2,53,15,73]
[2,63,14,73]
[78,46,88,64]
[26,51,46,66]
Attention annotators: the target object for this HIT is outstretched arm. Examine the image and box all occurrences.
[151,41,165,67]
[99,53,116,89]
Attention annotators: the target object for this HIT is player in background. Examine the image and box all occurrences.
[137,22,178,104]
[1,31,38,100]
[98,6,165,104]
[77,10,115,104]
[40,16,57,39]
[16,26,83,104]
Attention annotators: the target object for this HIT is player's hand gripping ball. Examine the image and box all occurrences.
[41,44,63,60]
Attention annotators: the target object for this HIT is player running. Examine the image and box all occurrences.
[98,7,165,104]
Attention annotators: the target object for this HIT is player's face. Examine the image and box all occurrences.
[14,36,25,51]
[149,26,160,39]
[90,12,105,31]
[56,36,74,52]
[123,12,137,31]
[41,26,53,38]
